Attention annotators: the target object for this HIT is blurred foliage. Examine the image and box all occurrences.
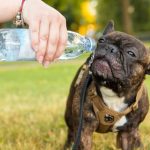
[43,0,84,31]
[96,0,122,31]
[131,0,150,32]
[96,0,150,33]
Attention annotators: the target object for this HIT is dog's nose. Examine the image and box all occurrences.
[105,45,118,53]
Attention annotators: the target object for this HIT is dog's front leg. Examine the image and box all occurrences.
[78,127,93,150]
[117,128,144,150]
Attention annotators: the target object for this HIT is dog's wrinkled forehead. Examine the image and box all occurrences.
[104,32,144,49]
[100,21,148,59]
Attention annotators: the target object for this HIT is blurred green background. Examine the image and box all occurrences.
[43,0,150,40]
[0,0,150,150]
[45,0,150,36]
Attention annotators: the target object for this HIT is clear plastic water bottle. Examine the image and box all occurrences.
[0,29,96,61]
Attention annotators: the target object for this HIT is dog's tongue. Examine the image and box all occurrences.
[94,60,112,77]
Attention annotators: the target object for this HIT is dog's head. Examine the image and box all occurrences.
[91,21,150,96]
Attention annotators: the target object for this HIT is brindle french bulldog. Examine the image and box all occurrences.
[64,21,150,150]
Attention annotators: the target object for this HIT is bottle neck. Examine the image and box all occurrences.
[84,37,96,52]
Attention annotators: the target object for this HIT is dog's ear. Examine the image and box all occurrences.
[103,20,114,35]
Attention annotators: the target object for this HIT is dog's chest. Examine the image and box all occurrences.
[100,86,128,131]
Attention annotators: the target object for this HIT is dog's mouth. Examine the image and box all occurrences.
[91,59,113,79]
[91,55,123,80]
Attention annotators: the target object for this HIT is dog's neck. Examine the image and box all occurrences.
[99,86,128,112]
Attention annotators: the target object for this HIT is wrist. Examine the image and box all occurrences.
[13,0,23,17]
[14,0,26,27]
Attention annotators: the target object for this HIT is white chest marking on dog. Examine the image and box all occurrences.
[100,86,128,131]
[112,116,127,132]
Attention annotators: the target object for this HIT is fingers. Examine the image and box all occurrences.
[42,20,60,67]
[54,19,67,59]
[29,19,40,52]
[36,16,50,64]
[30,16,67,68]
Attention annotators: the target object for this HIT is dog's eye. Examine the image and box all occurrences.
[98,38,105,43]
[127,51,136,57]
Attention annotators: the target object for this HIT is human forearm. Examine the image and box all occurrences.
[0,0,21,23]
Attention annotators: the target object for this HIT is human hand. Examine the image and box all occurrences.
[22,0,67,67]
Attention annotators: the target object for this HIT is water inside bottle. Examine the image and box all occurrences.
[59,31,88,59]
[59,44,85,59]
[0,30,22,61]
[0,29,96,61]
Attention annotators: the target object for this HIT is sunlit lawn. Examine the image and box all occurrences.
[0,54,150,150]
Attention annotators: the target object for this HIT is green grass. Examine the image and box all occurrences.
[0,55,150,150]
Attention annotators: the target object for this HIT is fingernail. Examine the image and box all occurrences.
[38,56,43,64]
[44,61,50,68]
